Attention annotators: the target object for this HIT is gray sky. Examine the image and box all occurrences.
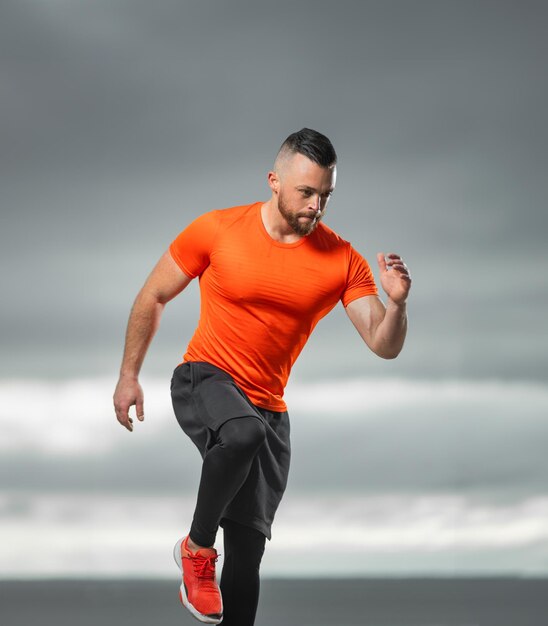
[2,0,547,381]
[1,0,547,576]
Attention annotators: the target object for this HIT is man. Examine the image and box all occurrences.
[113,128,411,625]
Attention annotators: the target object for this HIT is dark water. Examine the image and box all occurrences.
[1,578,547,626]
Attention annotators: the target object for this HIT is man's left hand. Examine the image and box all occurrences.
[377,252,412,305]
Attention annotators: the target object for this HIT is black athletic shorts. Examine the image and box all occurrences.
[170,360,291,540]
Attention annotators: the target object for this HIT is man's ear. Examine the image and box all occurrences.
[267,170,280,194]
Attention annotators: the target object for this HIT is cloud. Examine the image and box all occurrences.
[1,368,547,578]
[2,4,546,578]
[285,378,548,499]
[1,491,547,578]
[285,377,548,415]
[1,1,547,386]
[1,376,547,500]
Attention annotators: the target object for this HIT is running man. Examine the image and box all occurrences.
[113,128,411,625]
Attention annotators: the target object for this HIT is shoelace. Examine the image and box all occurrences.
[191,553,219,579]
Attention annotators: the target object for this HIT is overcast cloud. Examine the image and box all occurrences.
[1,0,547,576]
[2,377,547,499]
[1,0,547,380]
[1,376,548,577]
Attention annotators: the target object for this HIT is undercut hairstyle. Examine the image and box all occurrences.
[276,128,337,168]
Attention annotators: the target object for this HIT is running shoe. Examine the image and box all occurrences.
[173,535,223,624]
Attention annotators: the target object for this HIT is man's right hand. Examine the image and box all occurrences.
[113,376,145,432]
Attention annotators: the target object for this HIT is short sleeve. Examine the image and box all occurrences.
[169,211,220,279]
[341,245,378,307]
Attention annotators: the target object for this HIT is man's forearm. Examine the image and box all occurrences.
[119,290,166,379]
[373,299,407,359]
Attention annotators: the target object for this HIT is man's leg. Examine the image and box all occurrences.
[190,415,266,548]
[220,519,266,626]
[175,416,266,623]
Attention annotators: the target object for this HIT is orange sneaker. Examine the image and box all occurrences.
[173,535,223,624]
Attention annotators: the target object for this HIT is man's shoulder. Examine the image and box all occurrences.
[210,201,260,225]
[178,202,259,241]
[312,221,351,251]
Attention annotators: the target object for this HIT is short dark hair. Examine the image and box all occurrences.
[277,128,337,167]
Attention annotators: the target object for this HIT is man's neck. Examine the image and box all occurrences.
[260,200,303,244]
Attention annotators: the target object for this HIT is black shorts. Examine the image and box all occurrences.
[170,360,291,540]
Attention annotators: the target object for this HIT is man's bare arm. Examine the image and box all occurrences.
[113,250,192,432]
[346,295,407,358]
[345,252,411,359]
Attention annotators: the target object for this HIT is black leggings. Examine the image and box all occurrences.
[220,518,266,626]
[189,415,267,547]
[189,416,268,626]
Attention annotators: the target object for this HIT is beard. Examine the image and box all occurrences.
[277,191,325,237]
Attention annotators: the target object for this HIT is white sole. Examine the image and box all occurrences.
[173,537,223,624]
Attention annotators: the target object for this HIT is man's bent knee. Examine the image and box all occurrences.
[218,416,266,457]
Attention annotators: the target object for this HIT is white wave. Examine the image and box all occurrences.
[1,491,547,578]
[1,376,547,454]
[0,377,173,454]
[285,377,548,416]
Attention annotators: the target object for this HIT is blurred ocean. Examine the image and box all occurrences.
[1,577,547,626]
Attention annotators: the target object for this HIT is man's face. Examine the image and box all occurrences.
[276,153,336,237]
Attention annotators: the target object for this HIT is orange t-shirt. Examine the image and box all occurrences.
[169,201,378,411]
